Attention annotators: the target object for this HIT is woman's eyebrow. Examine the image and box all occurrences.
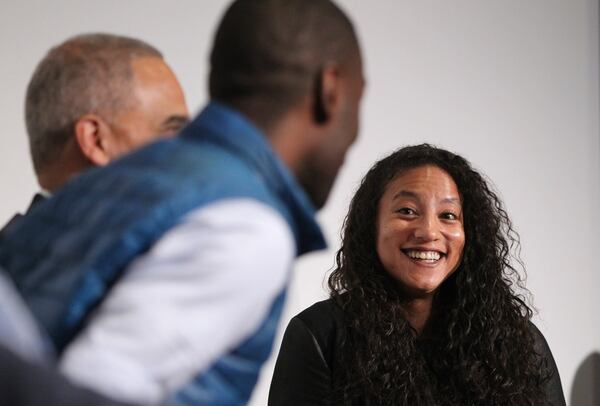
[392,191,460,204]
[441,197,461,205]
[392,190,418,201]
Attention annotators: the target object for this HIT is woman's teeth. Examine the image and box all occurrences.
[405,250,441,261]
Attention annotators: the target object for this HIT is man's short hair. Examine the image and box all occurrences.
[209,0,360,127]
[25,33,163,174]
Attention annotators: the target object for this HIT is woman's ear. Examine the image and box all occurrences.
[74,114,112,166]
[312,64,341,125]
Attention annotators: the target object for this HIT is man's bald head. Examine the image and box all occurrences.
[209,0,361,130]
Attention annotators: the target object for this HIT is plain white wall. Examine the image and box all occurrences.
[0,1,597,404]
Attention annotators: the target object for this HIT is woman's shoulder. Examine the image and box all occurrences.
[293,298,343,341]
[270,299,343,404]
[527,321,567,405]
[289,297,344,369]
[295,298,342,327]
[527,321,554,357]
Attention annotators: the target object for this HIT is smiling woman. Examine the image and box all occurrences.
[377,167,464,298]
[268,144,566,405]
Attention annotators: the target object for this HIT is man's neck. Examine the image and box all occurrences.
[38,143,91,193]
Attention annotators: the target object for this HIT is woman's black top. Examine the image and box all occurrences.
[268,298,566,405]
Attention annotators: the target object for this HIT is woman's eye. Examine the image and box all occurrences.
[441,212,458,220]
[397,207,416,215]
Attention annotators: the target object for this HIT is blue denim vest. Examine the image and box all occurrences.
[0,102,326,405]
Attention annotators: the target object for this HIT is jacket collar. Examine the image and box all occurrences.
[185,102,327,255]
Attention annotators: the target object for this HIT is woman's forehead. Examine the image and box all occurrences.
[384,165,460,201]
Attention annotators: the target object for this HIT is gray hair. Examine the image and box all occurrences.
[25,33,163,174]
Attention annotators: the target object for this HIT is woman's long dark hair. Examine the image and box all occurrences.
[328,144,550,405]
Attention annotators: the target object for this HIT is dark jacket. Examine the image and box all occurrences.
[269,298,567,406]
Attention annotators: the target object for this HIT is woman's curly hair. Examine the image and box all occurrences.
[328,144,551,405]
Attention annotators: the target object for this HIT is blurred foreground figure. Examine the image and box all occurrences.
[1,33,189,235]
[0,272,135,406]
[0,1,364,405]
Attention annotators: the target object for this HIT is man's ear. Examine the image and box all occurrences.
[313,64,341,124]
[74,114,112,166]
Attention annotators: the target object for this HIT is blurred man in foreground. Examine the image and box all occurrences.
[0,1,364,405]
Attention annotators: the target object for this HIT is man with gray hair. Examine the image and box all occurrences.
[0,32,188,406]
[1,33,189,234]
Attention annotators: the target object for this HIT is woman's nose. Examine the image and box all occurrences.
[412,215,439,241]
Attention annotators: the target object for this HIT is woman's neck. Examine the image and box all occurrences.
[401,296,434,335]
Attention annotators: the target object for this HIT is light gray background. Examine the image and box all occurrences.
[0,1,598,404]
